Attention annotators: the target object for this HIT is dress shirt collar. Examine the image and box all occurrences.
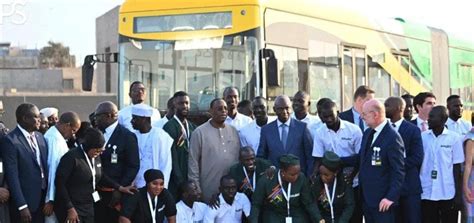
[427,127,449,137]
[277,118,291,127]
[17,124,34,138]
[391,118,404,129]
[291,113,309,122]
[447,117,459,125]
[416,117,427,126]
[105,121,118,135]
[325,119,347,132]
[351,107,360,119]
[373,120,387,133]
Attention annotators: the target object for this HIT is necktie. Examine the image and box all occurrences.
[421,121,427,132]
[29,135,46,189]
[281,124,288,150]
[364,129,376,158]
[358,116,364,131]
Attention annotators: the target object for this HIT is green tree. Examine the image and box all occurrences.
[39,41,74,68]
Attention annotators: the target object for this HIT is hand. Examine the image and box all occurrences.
[319,220,326,223]
[118,216,131,223]
[66,208,79,223]
[265,166,276,180]
[208,193,220,209]
[378,198,393,212]
[464,186,474,203]
[43,201,54,216]
[118,185,138,195]
[0,188,9,203]
[20,208,32,223]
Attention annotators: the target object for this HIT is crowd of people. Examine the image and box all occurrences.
[0,81,473,223]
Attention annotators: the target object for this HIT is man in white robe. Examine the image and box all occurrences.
[131,104,173,188]
[118,81,161,131]
[43,112,81,223]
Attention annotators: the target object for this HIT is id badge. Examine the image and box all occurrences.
[0,161,3,173]
[111,153,118,164]
[285,217,292,223]
[431,170,437,179]
[92,191,100,202]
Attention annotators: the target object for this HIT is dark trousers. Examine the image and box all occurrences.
[396,194,421,223]
[94,191,119,223]
[363,203,395,223]
[421,199,458,223]
[350,186,363,223]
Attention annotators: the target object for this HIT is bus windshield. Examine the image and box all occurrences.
[118,32,259,112]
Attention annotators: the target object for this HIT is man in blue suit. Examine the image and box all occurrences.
[359,99,405,223]
[385,97,423,223]
[257,95,313,175]
[339,85,375,131]
[338,85,374,223]
[0,103,48,223]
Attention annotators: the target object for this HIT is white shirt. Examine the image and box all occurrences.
[239,117,276,153]
[420,128,464,200]
[176,200,207,223]
[389,118,404,132]
[312,120,362,187]
[277,118,292,140]
[104,121,118,145]
[371,120,388,145]
[153,116,169,129]
[446,118,472,135]
[291,113,322,138]
[118,104,162,131]
[416,117,429,132]
[225,112,252,131]
[133,127,173,188]
[204,193,251,223]
[44,126,70,202]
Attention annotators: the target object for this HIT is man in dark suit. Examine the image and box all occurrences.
[338,85,374,223]
[339,85,375,131]
[0,103,48,223]
[94,101,140,222]
[385,97,423,223]
[359,99,405,223]
[257,95,313,175]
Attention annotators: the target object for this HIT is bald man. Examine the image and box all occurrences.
[257,95,313,175]
[358,99,405,223]
[94,101,139,223]
[385,97,423,223]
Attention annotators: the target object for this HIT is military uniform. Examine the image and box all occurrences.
[249,172,321,223]
[229,158,271,199]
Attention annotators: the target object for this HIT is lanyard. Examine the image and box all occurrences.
[147,192,158,223]
[324,178,337,222]
[174,115,190,144]
[278,170,292,217]
[242,166,256,191]
[81,146,96,190]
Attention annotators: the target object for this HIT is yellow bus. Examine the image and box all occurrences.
[83,0,474,119]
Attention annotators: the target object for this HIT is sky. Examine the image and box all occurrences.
[1,0,473,67]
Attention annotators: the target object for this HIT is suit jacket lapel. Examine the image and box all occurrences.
[360,130,370,164]
[372,123,389,148]
[141,188,152,221]
[286,120,296,152]
[398,121,408,137]
[271,121,284,152]
[107,124,121,148]
[15,128,32,153]
[34,132,48,168]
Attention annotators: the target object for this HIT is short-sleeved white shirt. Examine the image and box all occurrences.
[420,128,465,201]
[203,193,250,223]
[312,120,362,187]
[446,118,472,136]
[176,200,207,223]
[225,112,253,131]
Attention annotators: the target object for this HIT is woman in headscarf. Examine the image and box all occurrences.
[249,154,322,223]
[310,151,354,223]
[55,128,130,223]
[119,169,177,223]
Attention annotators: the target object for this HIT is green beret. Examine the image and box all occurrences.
[321,151,342,172]
[279,154,300,166]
